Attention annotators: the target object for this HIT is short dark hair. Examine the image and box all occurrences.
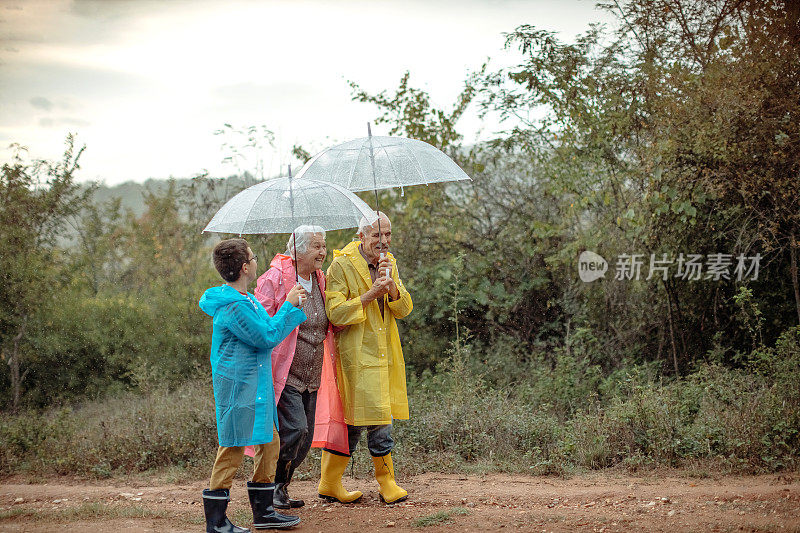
[213,238,250,282]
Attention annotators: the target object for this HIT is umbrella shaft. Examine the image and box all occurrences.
[368,122,382,239]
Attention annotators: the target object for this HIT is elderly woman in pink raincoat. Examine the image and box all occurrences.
[249,225,349,509]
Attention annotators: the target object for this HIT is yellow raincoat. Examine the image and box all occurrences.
[325,240,413,426]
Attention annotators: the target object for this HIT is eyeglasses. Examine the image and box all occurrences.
[245,254,257,264]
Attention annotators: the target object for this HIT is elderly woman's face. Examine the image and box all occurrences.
[296,233,327,274]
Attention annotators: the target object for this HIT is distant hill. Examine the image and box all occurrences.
[82,174,259,216]
[52,175,258,247]
[85,179,186,216]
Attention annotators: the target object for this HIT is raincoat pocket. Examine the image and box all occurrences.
[357,326,388,368]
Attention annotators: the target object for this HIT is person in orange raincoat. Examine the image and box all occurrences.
[321,212,413,505]
[251,226,349,510]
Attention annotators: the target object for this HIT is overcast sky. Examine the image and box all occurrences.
[0,0,614,185]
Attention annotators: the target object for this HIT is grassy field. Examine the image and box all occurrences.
[2,339,798,481]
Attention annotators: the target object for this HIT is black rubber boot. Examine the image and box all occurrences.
[202,489,251,533]
[274,460,305,509]
[247,482,301,529]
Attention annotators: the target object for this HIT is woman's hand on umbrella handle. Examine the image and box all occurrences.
[287,284,307,308]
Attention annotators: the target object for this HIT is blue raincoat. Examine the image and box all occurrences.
[199,285,306,447]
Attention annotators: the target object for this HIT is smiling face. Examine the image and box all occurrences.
[295,232,327,276]
[359,215,391,265]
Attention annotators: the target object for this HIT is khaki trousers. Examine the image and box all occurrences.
[209,425,280,490]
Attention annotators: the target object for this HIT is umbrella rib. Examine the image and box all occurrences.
[404,141,429,186]
[242,181,277,234]
[346,144,362,189]
[375,137,405,189]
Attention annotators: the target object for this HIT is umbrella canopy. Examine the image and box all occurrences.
[202,176,378,235]
[293,135,471,193]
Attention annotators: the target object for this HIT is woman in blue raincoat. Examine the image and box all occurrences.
[198,238,306,532]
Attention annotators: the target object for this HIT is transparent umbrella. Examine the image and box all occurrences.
[202,173,378,236]
[293,124,470,241]
[294,124,471,195]
[203,170,378,283]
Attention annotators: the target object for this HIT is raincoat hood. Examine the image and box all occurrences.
[199,284,252,317]
[270,253,292,271]
[270,253,299,290]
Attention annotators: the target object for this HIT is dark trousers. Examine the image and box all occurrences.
[276,384,317,466]
[334,423,394,457]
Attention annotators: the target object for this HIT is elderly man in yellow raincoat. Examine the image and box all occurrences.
[318,212,413,505]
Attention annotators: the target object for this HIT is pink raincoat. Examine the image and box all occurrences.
[243,253,349,456]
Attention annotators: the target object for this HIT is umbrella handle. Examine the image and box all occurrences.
[380,252,390,278]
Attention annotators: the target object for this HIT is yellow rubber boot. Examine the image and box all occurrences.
[317,451,363,503]
[372,453,408,504]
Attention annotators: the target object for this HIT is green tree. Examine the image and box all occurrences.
[350,72,565,378]
[69,198,126,295]
[351,0,800,377]
[214,123,277,186]
[605,0,800,356]
[0,137,90,411]
[470,0,800,370]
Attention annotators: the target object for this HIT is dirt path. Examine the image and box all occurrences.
[1,471,799,532]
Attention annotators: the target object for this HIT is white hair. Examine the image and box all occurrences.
[286,225,325,257]
[358,211,389,235]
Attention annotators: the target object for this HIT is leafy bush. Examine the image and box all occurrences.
[0,380,217,477]
[393,326,800,475]
[1,330,797,479]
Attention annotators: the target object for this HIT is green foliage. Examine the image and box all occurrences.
[2,0,799,481]
[346,0,800,379]
[0,136,92,411]
[395,325,799,475]
[1,328,797,477]
[350,70,475,152]
[0,170,229,409]
[0,380,216,476]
